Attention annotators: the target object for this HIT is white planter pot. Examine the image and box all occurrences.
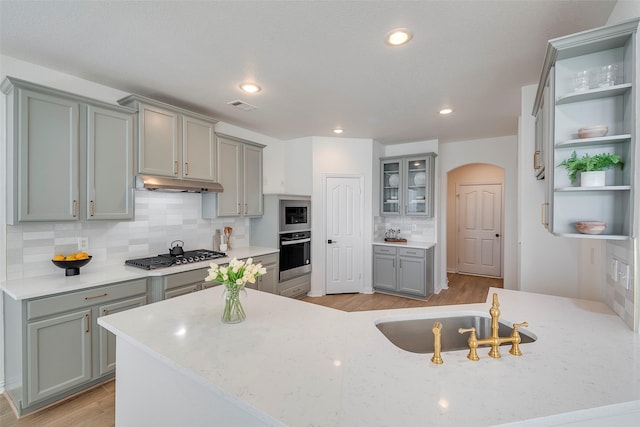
[580,171,606,187]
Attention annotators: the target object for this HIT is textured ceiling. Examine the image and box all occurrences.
[0,0,617,143]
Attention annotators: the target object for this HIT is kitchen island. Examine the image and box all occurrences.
[98,287,640,426]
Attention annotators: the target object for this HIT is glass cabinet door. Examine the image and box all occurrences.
[381,160,401,215]
[405,157,429,215]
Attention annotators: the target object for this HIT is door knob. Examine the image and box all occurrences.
[495,234,500,237]
[327,239,337,244]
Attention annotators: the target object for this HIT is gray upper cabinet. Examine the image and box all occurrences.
[137,102,179,177]
[1,77,136,223]
[118,95,218,181]
[182,115,216,181]
[215,134,264,217]
[13,88,80,222]
[86,105,134,220]
[533,19,638,239]
[381,153,436,217]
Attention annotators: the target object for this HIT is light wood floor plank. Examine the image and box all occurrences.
[0,273,501,426]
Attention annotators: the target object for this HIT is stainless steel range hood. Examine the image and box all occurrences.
[136,175,223,193]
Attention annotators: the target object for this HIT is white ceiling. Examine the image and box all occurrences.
[0,0,617,144]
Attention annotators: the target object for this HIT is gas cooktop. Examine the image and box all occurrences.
[125,249,227,270]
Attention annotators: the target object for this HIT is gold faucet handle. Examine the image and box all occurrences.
[509,321,529,356]
[458,327,479,361]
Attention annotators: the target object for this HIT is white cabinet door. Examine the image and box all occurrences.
[18,89,80,221]
[182,115,216,181]
[86,105,134,220]
[138,103,180,177]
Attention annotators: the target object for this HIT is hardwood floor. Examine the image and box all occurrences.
[1,381,115,427]
[301,272,503,310]
[0,273,501,426]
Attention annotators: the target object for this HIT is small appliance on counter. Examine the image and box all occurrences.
[125,248,226,270]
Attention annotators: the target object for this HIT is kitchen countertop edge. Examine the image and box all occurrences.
[0,246,279,301]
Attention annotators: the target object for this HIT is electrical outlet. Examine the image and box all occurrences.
[78,237,89,251]
[617,261,630,290]
[411,224,417,232]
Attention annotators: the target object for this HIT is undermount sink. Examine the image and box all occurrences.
[375,314,537,354]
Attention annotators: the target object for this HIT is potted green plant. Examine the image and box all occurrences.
[558,151,623,187]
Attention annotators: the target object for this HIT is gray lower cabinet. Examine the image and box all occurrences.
[251,253,278,293]
[278,274,311,299]
[373,245,434,299]
[3,278,148,415]
[97,295,147,376]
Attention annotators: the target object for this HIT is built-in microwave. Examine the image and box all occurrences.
[280,199,311,232]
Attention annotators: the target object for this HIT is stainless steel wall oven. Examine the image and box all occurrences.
[279,231,311,281]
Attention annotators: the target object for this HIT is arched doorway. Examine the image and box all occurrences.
[447,163,505,277]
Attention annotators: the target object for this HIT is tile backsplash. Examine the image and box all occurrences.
[5,191,248,280]
[605,240,636,331]
[374,215,436,242]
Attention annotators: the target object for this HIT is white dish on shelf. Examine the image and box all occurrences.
[575,221,606,235]
[413,172,426,185]
[578,125,608,139]
[415,195,425,200]
[388,174,399,187]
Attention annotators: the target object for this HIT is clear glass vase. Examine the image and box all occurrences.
[222,287,246,324]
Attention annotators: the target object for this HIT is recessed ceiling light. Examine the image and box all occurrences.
[439,107,454,115]
[386,28,413,46]
[333,128,344,134]
[239,82,261,93]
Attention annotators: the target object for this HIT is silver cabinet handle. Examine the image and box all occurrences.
[85,314,90,333]
[184,162,189,175]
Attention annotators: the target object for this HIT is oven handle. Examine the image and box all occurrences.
[280,238,311,246]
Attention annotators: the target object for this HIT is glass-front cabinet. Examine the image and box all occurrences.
[381,153,436,217]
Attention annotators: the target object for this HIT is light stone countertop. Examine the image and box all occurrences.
[98,286,640,426]
[373,240,436,249]
[0,246,278,300]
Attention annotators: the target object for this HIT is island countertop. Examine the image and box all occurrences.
[98,287,640,426]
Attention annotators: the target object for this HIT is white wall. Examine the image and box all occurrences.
[439,136,518,291]
[310,137,374,296]
[518,84,583,297]
[282,137,313,196]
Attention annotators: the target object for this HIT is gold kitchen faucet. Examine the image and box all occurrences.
[458,293,529,361]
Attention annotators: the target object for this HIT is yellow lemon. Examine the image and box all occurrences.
[53,254,65,261]
[76,253,89,260]
[65,254,76,261]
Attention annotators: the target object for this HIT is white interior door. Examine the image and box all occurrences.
[457,183,502,277]
[325,176,363,294]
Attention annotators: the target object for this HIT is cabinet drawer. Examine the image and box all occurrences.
[279,275,311,298]
[373,245,397,255]
[165,284,200,299]
[27,278,147,320]
[163,267,209,290]
[250,253,278,266]
[398,248,426,258]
